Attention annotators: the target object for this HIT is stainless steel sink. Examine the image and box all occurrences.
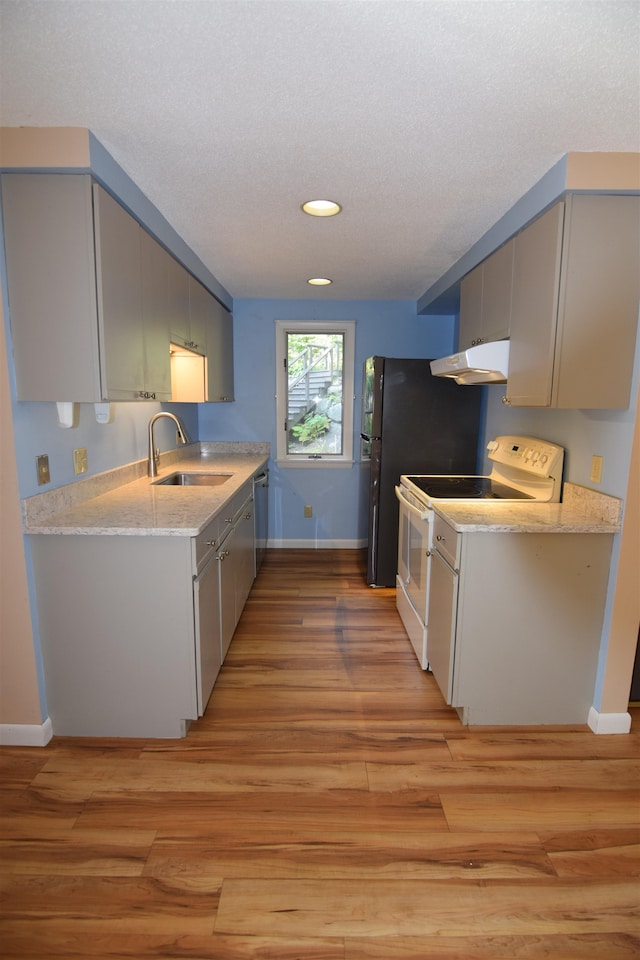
[153,472,232,487]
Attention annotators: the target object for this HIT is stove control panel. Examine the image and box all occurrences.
[487,436,564,479]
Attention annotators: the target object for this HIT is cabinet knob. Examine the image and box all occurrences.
[502,395,512,406]
[205,540,216,547]
[436,534,445,543]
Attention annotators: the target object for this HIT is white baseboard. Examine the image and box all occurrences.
[587,706,632,735]
[0,717,53,747]
[268,539,367,549]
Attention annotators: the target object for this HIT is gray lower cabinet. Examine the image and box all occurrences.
[428,515,614,725]
[31,482,256,738]
[217,491,254,660]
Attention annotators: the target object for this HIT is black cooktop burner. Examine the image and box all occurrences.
[405,476,534,500]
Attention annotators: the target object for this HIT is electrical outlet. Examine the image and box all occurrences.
[73,447,88,475]
[590,455,603,484]
[304,504,313,518]
[36,454,50,486]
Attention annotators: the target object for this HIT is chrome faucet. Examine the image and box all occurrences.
[147,412,191,478]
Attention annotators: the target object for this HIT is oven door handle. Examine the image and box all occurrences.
[394,485,431,521]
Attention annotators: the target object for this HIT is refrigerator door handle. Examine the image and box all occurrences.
[360,432,381,442]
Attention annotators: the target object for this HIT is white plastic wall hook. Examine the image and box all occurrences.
[56,401,78,428]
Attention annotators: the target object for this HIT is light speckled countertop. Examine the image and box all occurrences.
[23,442,269,537]
[432,482,622,534]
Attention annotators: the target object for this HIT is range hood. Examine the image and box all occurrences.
[430,340,509,385]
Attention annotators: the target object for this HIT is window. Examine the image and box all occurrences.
[275,320,355,466]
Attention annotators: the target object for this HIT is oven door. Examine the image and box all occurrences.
[395,485,432,668]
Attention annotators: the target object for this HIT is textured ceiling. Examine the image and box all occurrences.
[0,0,638,302]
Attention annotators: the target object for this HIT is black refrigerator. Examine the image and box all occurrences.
[361,356,483,587]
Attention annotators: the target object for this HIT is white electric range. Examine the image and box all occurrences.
[394,435,565,668]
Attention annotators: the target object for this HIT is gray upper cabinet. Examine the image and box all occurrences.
[139,230,173,401]
[2,173,103,402]
[93,184,146,400]
[167,253,191,349]
[170,273,209,355]
[206,296,234,402]
[458,239,513,350]
[2,173,172,402]
[2,172,229,404]
[506,195,640,409]
[187,277,209,355]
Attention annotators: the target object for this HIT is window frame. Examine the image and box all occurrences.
[275,319,356,468]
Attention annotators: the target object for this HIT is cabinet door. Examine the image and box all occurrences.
[140,231,172,400]
[167,254,191,347]
[459,242,512,351]
[219,527,237,662]
[193,551,222,715]
[458,263,483,350]
[553,195,640,409]
[507,202,565,407]
[458,264,482,350]
[206,298,235,401]
[1,173,101,402]
[93,185,145,400]
[427,550,458,704]
[187,276,209,355]
[234,496,255,618]
[481,239,513,344]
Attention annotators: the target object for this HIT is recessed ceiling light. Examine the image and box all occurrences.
[307,277,333,286]
[301,199,342,217]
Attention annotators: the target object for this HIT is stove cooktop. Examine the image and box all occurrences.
[404,475,535,501]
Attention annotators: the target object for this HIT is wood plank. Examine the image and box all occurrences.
[144,830,555,881]
[0,874,220,934]
[32,757,370,797]
[76,789,449,835]
[447,730,640,761]
[0,827,155,876]
[0,929,345,960]
[345,933,640,959]
[214,877,640,937]
[367,758,640,791]
[441,790,640,831]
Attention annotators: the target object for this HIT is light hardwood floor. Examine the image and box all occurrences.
[1,548,639,959]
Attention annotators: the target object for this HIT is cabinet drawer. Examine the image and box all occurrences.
[433,515,461,570]
[193,515,223,571]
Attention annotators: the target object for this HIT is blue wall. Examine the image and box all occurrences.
[197,298,457,545]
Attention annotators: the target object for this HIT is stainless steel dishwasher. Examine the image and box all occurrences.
[253,469,268,574]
